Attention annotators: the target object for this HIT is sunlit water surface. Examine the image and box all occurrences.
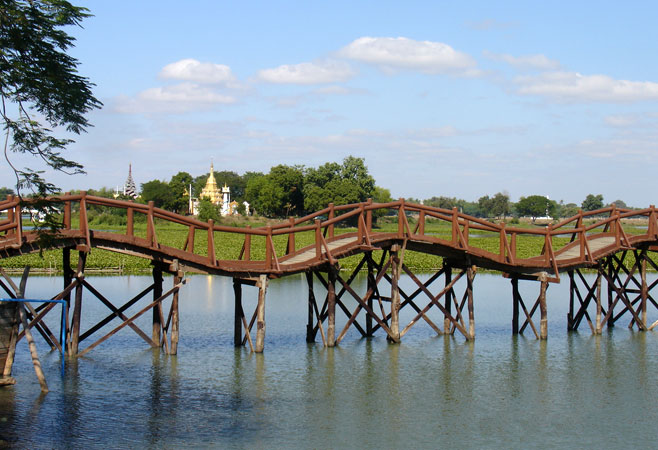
[1,273,657,449]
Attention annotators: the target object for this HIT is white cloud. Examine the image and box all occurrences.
[159,59,235,84]
[604,114,638,127]
[338,36,478,75]
[484,51,560,70]
[514,71,658,102]
[257,60,355,84]
[139,83,235,103]
[115,83,236,114]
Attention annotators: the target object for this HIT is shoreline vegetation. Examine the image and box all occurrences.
[1,214,653,275]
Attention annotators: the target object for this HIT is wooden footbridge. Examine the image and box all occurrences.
[1,193,657,388]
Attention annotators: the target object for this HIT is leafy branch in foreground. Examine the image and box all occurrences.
[1,0,102,198]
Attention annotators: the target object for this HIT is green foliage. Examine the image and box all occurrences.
[245,164,304,217]
[612,199,627,209]
[478,192,510,219]
[1,0,102,196]
[558,202,579,218]
[516,195,557,221]
[197,198,220,222]
[582,194,604,211]
[0,187,15,198]
[303,156,375,212]
[140,179,171,208]
[168,171,192,213]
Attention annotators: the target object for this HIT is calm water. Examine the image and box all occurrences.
[1,272,657,449]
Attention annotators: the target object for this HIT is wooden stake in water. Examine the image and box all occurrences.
[255,275,268,353]
[19,304,48,392]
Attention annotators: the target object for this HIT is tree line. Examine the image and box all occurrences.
[0,158,631,223]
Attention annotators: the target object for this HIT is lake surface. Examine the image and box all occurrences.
[1,272,657,449]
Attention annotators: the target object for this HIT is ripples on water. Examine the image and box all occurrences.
[1,274,657,448]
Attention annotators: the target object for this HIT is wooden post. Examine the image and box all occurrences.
[539,272,548,339]
[512,277,519,334]
[327,268,336,347]
[255,274,268,353]
[19,304,48,392]
[233,278,242,347]
[126,207,134,237]
[467,265,476,340]
[641,251,648,330]
[606,257,615,327]
[63,247,74,349]
[328,203,335,238]
[366,252,374,337]
[306,272,315,343]
[70,251,86,354]
[567,270,575,331]
[595,270,602,334]
[287,217,295,254]
[152,265,163,346]
[171,262,181,354]
[444,262,452,333]
[389,246,400,342]
[2,302,18,381]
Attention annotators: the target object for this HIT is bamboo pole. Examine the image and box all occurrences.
[255,275,268,353]
[19,304,48,392]
[389,246,400,342]
[539,272,548,339]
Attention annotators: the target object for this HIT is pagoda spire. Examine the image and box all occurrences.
[123,163,137,199]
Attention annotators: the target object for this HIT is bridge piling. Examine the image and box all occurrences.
[233,278,243,347]
[467,266,476,339]
[170,261,182,355]
[152,265,163,347]
[255,274,268,353]
[389,246,400,342]
[512,277,520,334]
[70,251,87,354]
[327,268,336,347]
[539,272,548,340]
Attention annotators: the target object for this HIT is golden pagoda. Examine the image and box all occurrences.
[199,162,222,203]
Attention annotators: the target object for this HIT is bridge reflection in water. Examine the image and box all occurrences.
[1,193,657,387]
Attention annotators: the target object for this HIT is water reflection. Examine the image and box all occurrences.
[0,273,657,448]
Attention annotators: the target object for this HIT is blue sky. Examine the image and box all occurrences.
[8,0,658,206]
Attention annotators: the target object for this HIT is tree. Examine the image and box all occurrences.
[1,1,102,197]
[559,202,579,218]
[197,198,220,222]
[516,195,557,222]
[303,156,375,213]
[140,180,171,208]
[0,187,15,198]
[168,171,193,213]
[246,165,304,217]
[612,199,627,209]
[582,194,604,212]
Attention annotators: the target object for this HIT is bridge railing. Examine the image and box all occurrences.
[1,194,657,274]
